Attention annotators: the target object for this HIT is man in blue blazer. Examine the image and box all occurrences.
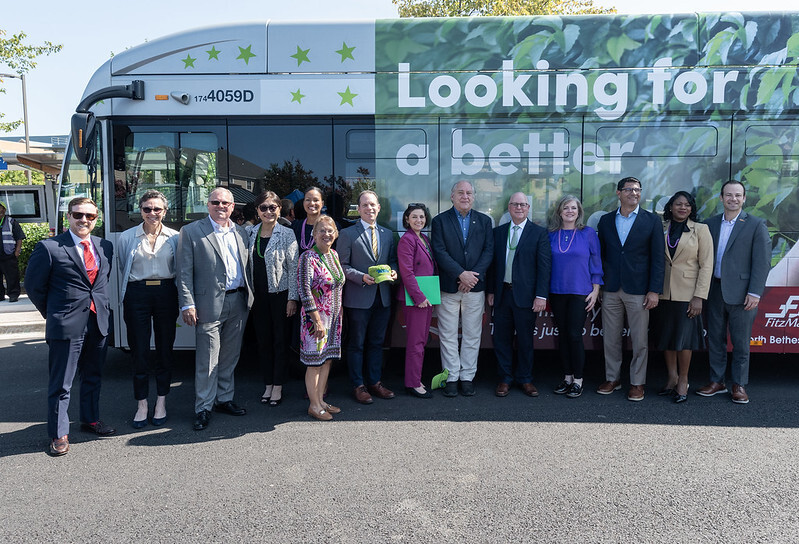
[698,180,770,404]
[25,197,116,456]
[487,193,551,397]
[431,180,494,397]
[338,190,398,404]
[596,177,664,401]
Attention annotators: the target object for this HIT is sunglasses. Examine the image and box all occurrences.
[258,204,279,213]
[209,200,234,207]
[70,212,98,221]
[141,206,164,214]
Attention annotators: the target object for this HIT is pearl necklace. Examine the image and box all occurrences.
[558,229,576,253]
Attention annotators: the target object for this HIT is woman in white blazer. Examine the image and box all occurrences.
[247,191,299,406]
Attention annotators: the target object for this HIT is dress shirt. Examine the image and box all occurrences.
[456,208,472,243]
[714,211,740,279]
[68,230,99,268]
[360,218,380,255]
[614,205,639,246]
[208,216,245,290]
[128,224,176,281]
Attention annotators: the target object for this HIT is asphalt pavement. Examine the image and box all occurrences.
[1,331,798,542]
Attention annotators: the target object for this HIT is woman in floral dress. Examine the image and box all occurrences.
[298,215,345,421]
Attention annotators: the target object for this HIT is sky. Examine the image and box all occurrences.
[1,0,796,139]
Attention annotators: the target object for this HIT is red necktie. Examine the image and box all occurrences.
[81,240,97,313]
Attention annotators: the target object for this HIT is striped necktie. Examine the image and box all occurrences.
[370,225,378,259]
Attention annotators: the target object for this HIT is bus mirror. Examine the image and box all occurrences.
[70,112,96,165]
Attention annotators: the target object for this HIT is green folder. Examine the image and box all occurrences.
[405,275,441,306]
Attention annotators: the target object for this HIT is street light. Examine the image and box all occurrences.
[0,72,31,182]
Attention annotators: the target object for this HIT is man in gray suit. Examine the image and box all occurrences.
[698,180,770,404]
[337,190,398,404]
[178,187,253,430]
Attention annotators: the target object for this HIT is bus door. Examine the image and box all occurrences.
[111,120,227,349]
[731,115,799,352]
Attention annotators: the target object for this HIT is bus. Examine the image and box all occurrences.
[59,12,799,352]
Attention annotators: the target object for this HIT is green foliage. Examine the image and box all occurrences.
[18,222,50,278]
[1,29,62,133]
[0,170,45,185]
[259,159,318,199]
[392,0,615,17]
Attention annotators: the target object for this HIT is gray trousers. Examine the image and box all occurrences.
[706,281,757,386]
[601,289,649,386]
[194,290,248,413]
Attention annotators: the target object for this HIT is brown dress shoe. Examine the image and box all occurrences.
[367,382,395,400]
[627,385,645,401]
[696,382,727,397]
[495,382,510,397]
[354,385,373,404]
[50,435,69,456]
[521,383,539,397]
[597,380,621,395]
[308,407,333,421]
[731,384,749,404]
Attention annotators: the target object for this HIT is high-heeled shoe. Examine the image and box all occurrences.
[150,414,168,426]
[406,387,432,399]
[132,415,148,429]
[674,384,689,404]
[658,385,677,396]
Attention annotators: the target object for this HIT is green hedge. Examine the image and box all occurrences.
[19,223,51,279]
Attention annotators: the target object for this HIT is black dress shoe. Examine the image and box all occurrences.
[443,381,458,397]
[406,387,432,399]
[132,415,148,429]
[460,380,475,396]
[80,421,116,436]
[150,415,167,426]
[213,400,246,416]
[194,410,211,431]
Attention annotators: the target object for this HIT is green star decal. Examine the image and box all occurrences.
[237,45,256,65]
[207,46,221,60]
[338,86,358,106]
[336,42,356,62]
[290,45,310,66]
[290,89,306,104]
[182,54,197,68]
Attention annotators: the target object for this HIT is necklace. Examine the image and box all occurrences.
[667,227,681,249]
[314,246,343,283]
[558,229,576,253]
[299,219,315,250]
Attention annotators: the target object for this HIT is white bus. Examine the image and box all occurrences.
[60,12,799,352]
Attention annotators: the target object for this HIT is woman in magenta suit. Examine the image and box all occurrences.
[397,203,436,398]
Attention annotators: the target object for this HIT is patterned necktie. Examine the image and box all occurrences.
[504,225,519,284]
[370,225,378,260]
[81,240,97,313]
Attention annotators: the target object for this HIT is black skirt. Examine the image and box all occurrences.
[651,299,705,351]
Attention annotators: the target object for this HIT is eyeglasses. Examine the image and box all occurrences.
[258,204,279,213]
[209,200,234,207]
[70,212,98,221]
[141,207,164,214]
[620,187,642,194]
[509,202,529,208]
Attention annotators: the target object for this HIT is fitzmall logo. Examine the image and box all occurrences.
[764,296,799,327]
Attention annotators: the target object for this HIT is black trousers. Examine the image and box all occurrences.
[251,290,290,386]
[123,280,179,400]
[0,254,21,299]
[550,293,588,379]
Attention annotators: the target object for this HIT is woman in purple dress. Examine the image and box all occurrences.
[298,215,344,421]
[548,195,603,398]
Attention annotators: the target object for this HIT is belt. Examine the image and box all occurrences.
[225,286,246,295]
[129,279,171,286]
[503,282,512,289]
[712,277,722,283]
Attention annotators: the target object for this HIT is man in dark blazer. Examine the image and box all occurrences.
[177,187,253,431]
[338,190,398,404]
[487,193,551,397]
[25,197,116,456]
[596,177,664,401]
[698,180,770,404]
[431,180,494,397]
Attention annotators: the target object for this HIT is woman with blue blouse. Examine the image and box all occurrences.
[548,195,603,398]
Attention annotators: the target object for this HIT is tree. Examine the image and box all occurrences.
[1,29,62,132]
[392,0,615,17]
[0,170,44,185]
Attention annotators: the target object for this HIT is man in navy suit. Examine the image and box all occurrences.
[338,190,398,404]
[487,193,551,397]
[431,180,494,397]
[698,180,770,404]
[596,177,664,401]
[25,197,116,456]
